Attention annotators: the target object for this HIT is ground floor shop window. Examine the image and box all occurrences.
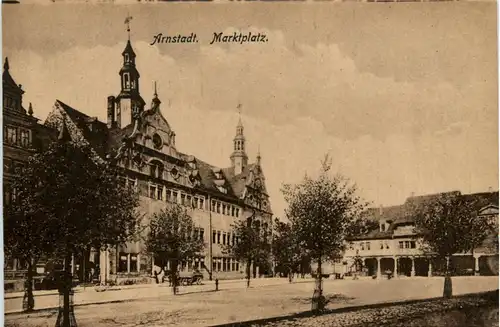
[130,254,138,272]
[118,253,128,272]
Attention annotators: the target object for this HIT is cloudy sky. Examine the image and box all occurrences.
[3,3,498,217]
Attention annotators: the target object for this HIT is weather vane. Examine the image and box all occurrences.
[124,14,133,40]
[237,103,242,116]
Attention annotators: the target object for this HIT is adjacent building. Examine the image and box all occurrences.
[343,191,498,278]
[3,58,56,291]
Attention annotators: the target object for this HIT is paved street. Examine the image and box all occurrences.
[4,276,498,327]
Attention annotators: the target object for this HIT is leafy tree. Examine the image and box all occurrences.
[272,218,305,282]
[411,192,494,298]
[222,216,271,288]
[281,154,367,311]
[145,204,205,294]
[5,140,139,325]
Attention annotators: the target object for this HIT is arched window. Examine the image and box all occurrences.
[123,73,130,89]
[124,53,130,63]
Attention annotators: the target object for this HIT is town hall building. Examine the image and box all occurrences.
[6,34,272,286]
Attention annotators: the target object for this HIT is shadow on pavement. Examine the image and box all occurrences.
[209,290,499,327]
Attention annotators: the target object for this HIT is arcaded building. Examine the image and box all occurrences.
[343,191,498,278]
[42,36,273,283]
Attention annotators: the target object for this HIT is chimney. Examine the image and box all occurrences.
[107,96,115,128]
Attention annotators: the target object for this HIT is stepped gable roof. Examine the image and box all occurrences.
[44,101,270,205]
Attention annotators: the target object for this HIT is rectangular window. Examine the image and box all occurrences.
[118,253,128,272]
[405,241,410,249]
[216,203,221,214]
[130,254,138,272]
[231,207,235,216]
[5,126,17,145]
[149,185,157,199]
[235,208,240,217]
[211,200,216,212]
[360,242,365,251]
[236,261,239,271]
[366,242,371,251]
[199,228,204,241]
[217,231,221,244]
[212,260,217,272]
[172,191,178,203]
[212,231,216,244]
[217,259,221,272]
[186,195,192,207]
[410,241,416,249]
[181,194,186,205]
[157,187,163,201]
[231,260,235,271]
[399,241,404,249]
[232,235,236,245]
[20,130,30,148]
[199,198,204,210]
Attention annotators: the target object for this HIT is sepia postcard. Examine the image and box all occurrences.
[2,2,499,327]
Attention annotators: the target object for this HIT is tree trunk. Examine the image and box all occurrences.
[443,255,452,299]
[288,266,293,284]
[246,258,251,288]
[171,260,179,295]
[63,252,72,327]
[23,258,35,312]
[311,257,326,312]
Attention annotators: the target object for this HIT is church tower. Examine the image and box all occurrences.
[230,117,248,175]
[108,19,145,129]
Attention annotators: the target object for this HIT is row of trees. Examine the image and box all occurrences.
[6,135,496,324]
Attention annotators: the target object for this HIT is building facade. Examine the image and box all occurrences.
[342,191,498,279]
[40,37,273,284]
[3,58,57,291]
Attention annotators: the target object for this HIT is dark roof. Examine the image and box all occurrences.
[358,191,499,239]
[122,40,136,57]
[45,100,269,207]
[54,100,109,156]
[2,58,23,93]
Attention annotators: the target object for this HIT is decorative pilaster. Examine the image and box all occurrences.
[393,257,398,278]
[474,254,481,276]
[127,254,131,273]
[428,259,432,277]
[411,257,416,277]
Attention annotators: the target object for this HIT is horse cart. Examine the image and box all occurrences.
[162,271,203,286]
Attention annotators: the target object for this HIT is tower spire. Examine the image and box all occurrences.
[4,57,9,71]
[151,80,161,109]
[257,145,261,165]
[230,104,248,175]
[125,14,133,41]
